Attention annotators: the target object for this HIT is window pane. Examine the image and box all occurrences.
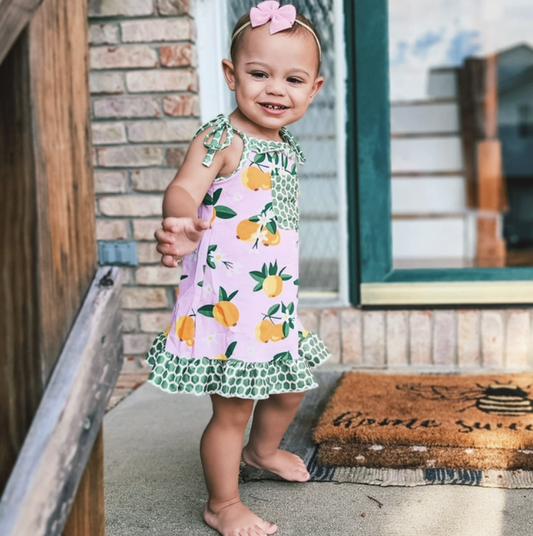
[389,0,533,269]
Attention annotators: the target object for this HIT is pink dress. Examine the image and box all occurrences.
[147,114,330,399]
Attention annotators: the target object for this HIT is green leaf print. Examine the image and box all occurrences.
[250,271,265,282]
[219,287,228,301]
[268,304,280,316]
[226,341,237,359]
[282,322,290,338]
[268,261,278,276]
[254,153,266,164]
[198,305,214,317]
[203,193,213,205]
[227,290,238,301]
[214,206,237,219]
[265,220,277,235]
[213,188,222,204]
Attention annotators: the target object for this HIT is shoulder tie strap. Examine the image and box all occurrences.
[280,127,306,165]
[193,114,234,167]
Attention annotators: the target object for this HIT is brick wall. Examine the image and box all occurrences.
[305,307,533,370]
[88,0,199,364]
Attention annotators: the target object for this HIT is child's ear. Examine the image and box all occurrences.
[222,59,236,91]
[309,76,325,102]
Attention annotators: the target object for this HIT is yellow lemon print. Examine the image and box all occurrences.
[241,167,271,190]
[175,315,195,346]
[255,319,275,343]
[262,275,283,298]
[270,324,285,342]
[236,219,260,242]
[213,353,228,360]
[262,228,280,246]
[213,301,239,327]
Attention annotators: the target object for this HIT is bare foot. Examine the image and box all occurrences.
[204,500,278,536]
[241,445,311,482]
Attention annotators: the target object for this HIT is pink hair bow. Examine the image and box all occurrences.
[250,1,297,35]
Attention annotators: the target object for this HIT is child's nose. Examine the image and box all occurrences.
[265,80,285,96]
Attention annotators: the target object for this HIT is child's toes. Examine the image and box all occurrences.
[259,520,278,535]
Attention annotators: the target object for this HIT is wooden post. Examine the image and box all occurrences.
[458,53,507,267]
[0,0,106,533]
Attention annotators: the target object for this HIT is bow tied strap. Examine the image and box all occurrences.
[198,114,234,167]
[250,1,297,34]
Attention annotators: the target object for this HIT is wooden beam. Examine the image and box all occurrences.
[0,267,123,536]
[0,0,43,65]
[62,428,105,536]
[29,0,96,381]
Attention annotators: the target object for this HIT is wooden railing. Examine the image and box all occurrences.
[0,267,123,536]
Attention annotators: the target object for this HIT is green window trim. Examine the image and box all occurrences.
[346,0,533,306]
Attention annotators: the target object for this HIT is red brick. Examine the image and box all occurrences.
[90,45,158,69]
[163,94,199,116]
[160,44,195,67]
[363,311,385,366]
[505,310,530,369]
[458,310,480,367]
[386,311,408,366]
[433,310,456,366]
[340,308,362,364]
[157,0,190,15]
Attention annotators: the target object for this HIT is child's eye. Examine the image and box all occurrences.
[287,77,303,84]
[251,71,267,79]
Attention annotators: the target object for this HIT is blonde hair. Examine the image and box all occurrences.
[230,12,322,72]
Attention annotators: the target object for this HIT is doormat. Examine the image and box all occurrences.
[314,372,533,471]
[239,371,533,487]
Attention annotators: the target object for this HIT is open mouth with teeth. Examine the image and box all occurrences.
[260,103,288,111]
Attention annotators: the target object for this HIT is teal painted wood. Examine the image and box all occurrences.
[344,0,360,305]
[354,0,392,284]
[385,268,533,283]
[352,0,533,288]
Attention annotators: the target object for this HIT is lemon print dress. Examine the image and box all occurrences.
[146,114,330,399]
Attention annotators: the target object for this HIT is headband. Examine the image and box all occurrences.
[231,1,322,62]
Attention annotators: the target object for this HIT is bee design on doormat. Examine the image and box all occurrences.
[396,382,533,417]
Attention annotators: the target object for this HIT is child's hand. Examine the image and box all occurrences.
[155,217,209,267]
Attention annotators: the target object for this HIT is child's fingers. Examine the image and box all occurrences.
[186,219,208,241]
[161,254,180,268]
[154,227,175,244]
[193,218,209,231]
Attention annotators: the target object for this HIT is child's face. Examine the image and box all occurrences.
[223,24,324,134]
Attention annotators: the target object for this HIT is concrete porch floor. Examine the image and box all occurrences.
[104,366,533,536]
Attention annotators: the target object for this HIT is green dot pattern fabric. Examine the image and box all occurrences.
[146,331,329,400]
[271,168,299,230]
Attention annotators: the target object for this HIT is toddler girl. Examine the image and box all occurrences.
[149,2,330,534]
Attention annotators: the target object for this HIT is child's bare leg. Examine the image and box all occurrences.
[201,394,278,536]
[242,392,310,482]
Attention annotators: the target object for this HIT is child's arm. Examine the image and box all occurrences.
[155,129,241,267]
